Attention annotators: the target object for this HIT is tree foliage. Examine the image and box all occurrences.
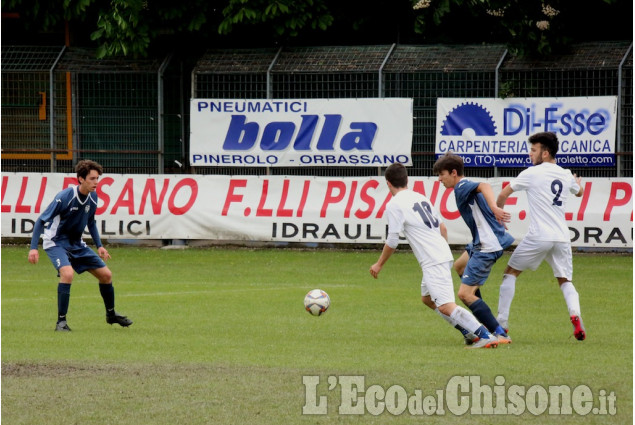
[1,0,629,58]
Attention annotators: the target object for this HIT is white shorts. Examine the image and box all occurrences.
[508,238,573,280]
[420,261,456,307]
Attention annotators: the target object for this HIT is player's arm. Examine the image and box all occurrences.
[370,234,398,279]
[573,174,584,197]
[477,182,510,224]
[497,184,515,209]
[28,197,61,264]
[28,219,45,264]
[440,222,448,242]
[87,213,110,260]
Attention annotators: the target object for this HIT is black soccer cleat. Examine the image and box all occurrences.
[55,320,72,332]
[106,312,133,327]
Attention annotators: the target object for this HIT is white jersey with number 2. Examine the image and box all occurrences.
[385,189,453,269]
[510,162,580,242]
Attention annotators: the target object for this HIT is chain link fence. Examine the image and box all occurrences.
[3,42,632,177]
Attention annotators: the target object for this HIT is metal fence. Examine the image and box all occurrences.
[3,42,633,177]
[1,46,183,174]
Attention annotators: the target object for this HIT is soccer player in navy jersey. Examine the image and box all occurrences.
[28,160,133,331]
[497,132,585,340]
[369,163,499,349]
[433,153,513,344]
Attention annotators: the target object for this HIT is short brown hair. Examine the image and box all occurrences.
[384,163,408,188]
[432,153,464,176]
[528,131,559,158]
[75,159,103,180]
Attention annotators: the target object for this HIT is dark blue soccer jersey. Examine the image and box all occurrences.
[30,186,102,250]
[453,179,514,253]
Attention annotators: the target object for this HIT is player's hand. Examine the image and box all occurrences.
[98,247,111,261]
[574,173,582,186]
[369,263,382,279]
[492,206,511,225]
[28,249,39,264]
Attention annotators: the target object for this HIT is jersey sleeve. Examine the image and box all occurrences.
[29,191,66,249]
[567,171,581,194]
[454,179,480,201]
[87,192,103,248]
[385,202,404,248]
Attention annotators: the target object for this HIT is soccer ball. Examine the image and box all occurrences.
[304,289,330,316]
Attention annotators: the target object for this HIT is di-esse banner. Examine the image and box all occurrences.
[1,173,632,248]
[436,97,617,167]
[190,98,413,167]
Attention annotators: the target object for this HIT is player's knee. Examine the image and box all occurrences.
[421,296,436,310]
[437,303,455,316]
[97,267,112,283]
[58,268,74,283]
[457,288,471,305]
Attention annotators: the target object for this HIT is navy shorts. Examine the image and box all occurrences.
[462,245,503,286]
[45,245,106,275]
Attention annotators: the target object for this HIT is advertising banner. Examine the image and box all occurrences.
[2,173,631,248]
[436,97,617,167]
[190,98,413,167]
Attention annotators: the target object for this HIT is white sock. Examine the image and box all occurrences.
[497,274,516,328]
[435,308,457,327]
[560,281,581,317]
[450,306,482,334]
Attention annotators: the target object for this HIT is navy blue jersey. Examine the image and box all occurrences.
[453,178,514,253]
[30,186,102,250]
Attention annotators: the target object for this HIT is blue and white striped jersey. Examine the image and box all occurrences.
[453,178,514,253]
[30,185,102,250]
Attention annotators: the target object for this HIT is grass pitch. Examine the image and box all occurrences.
[1,245,632,424]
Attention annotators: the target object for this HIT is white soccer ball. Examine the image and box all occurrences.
[304,289,330,316]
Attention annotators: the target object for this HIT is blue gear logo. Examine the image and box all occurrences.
[440,102,497,136]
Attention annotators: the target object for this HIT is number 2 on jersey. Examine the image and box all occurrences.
[551,179,563,206]
[413,201,439,228]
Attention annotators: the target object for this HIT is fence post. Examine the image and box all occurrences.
[378,43,396,176]
[49,46,66,172]
[265,47,283,176]
[617,43,633,178]
[493,49,508,178]
[157,53,173,174]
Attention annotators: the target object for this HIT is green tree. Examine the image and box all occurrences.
[1,0,629,57]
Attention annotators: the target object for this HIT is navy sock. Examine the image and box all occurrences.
[99,283,115,314]
[57,283,71,321]
[455,325,470,336]
[474,325,491,339]
[468,299,500,334]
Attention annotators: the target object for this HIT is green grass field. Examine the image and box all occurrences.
[1,245,632,424]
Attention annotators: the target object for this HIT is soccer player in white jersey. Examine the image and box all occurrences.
[433,153,514,344]
[369,163,498,349]
[496,132,585,340]
[28,160,133,332]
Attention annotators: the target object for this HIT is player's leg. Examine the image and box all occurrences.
[437,302,498,348]
[499,239,549,332]
[422,282,470,339]
[457,251,510,342]
[44,246,74,331]
[547,243,585,340]
[88,266,133,327]
[497,266,520,332]
[455,249,482,299]
[453,251,468,279]
[425,262,494,347]
[74,247,133,328]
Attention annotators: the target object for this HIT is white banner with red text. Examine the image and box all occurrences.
[2,173,631,248]
[190,98,413,167]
